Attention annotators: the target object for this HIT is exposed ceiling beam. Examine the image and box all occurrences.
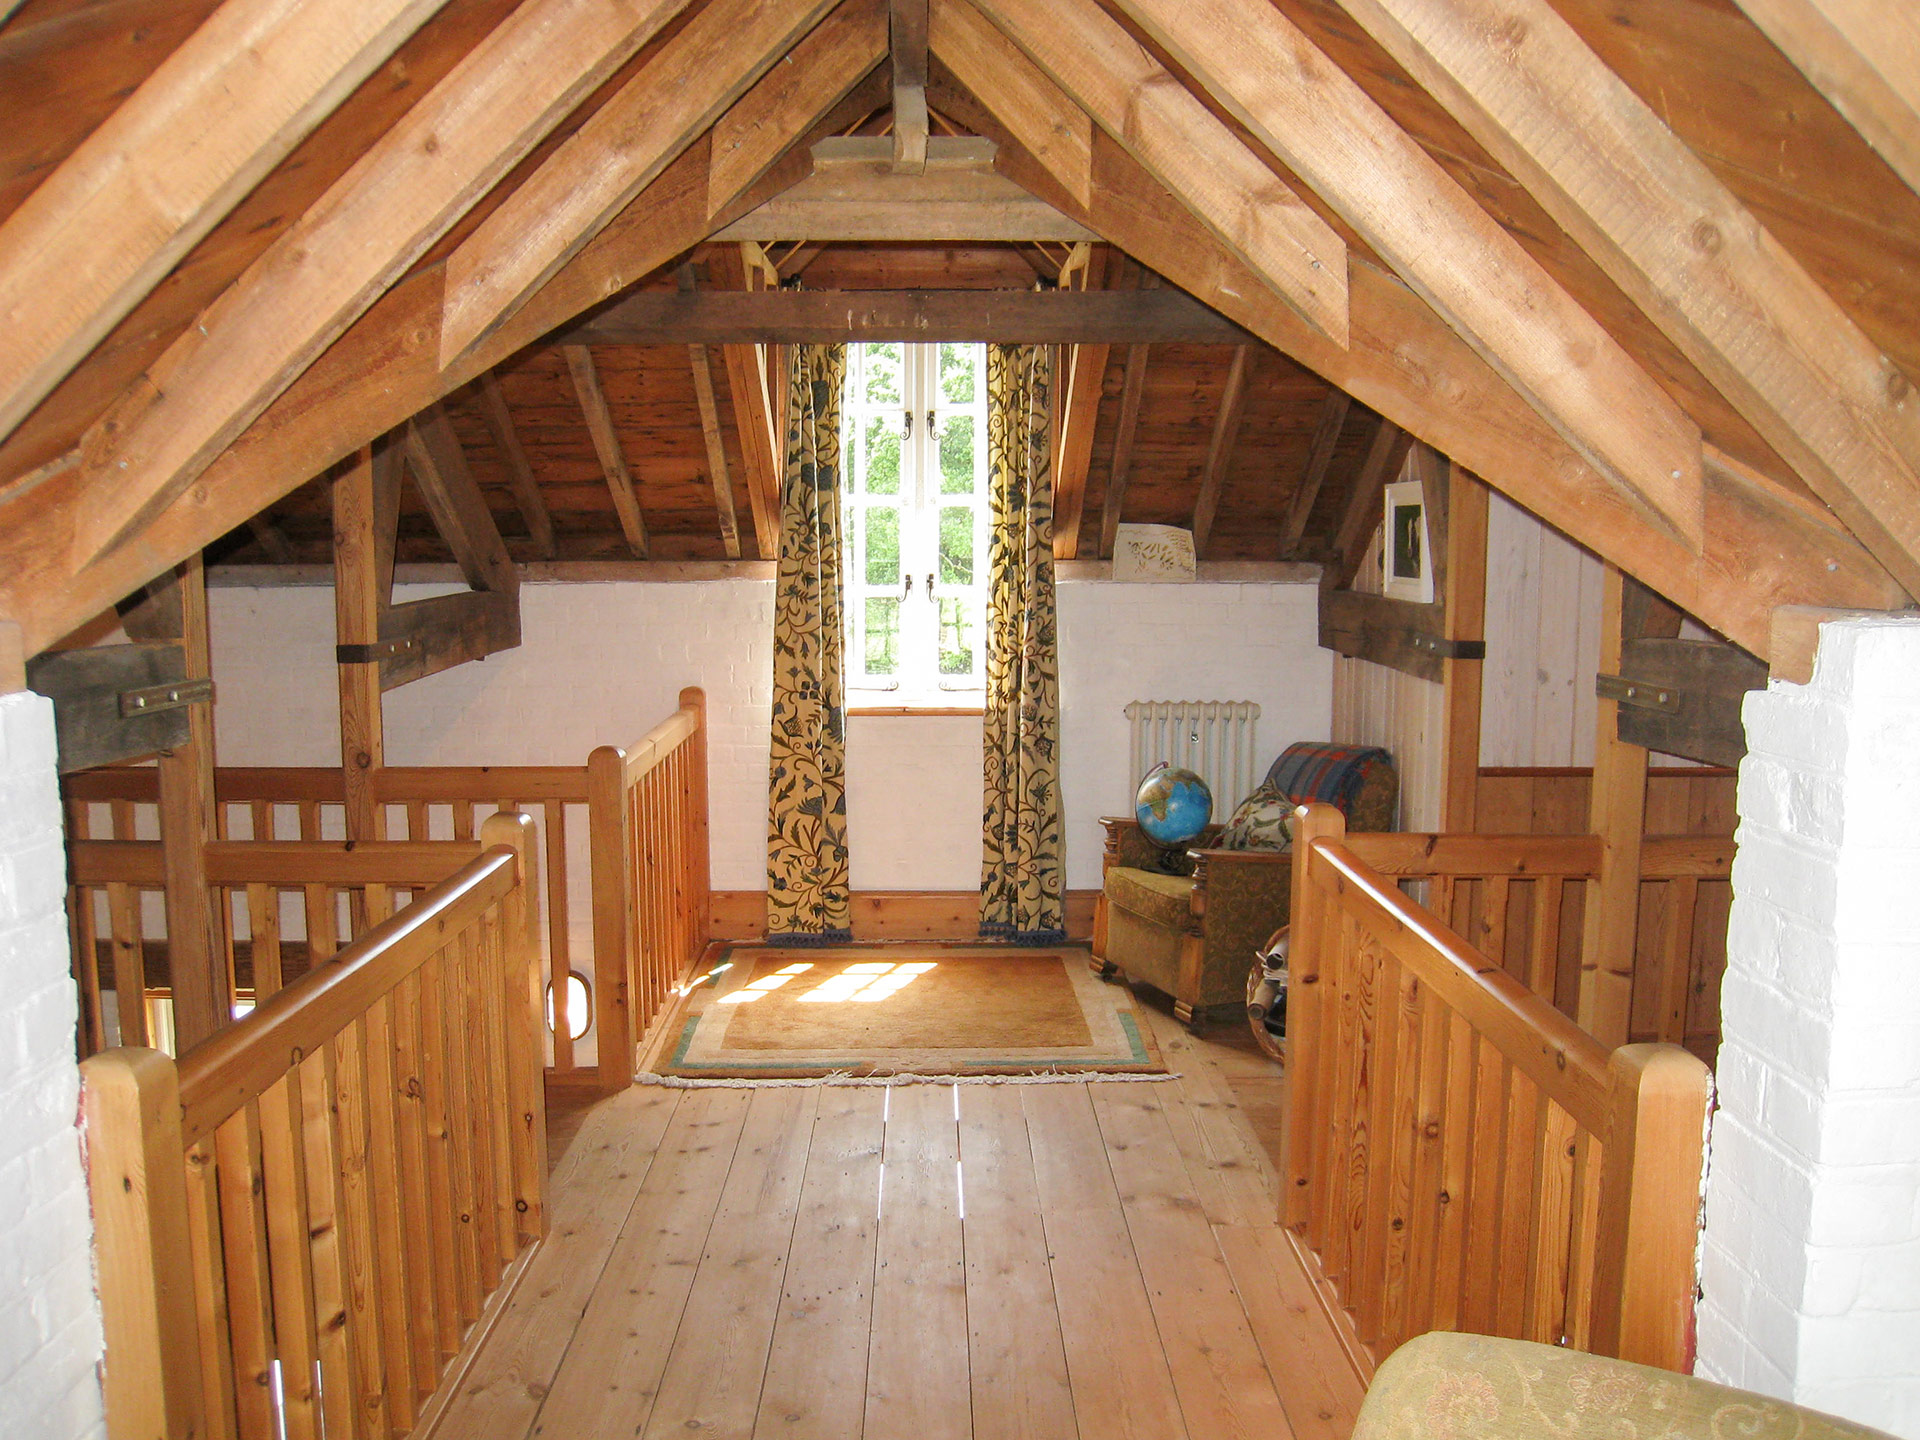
[928,0,1089,207]
[687,332,744,557]
[403,404,518,599]
[891,0,931,173]
[958,0,1348,348]
[705,245,785,561]
[710,135,1096,241]
[60,0,695,571]
[474,372,556,559]
[929,64,1902,657]
[1335,0,1920,599]
[560,287,1251,345]
[563,347,649,560]
[1051,245,1109,562]
[1281,389,1352,556]
[1732,0,1920,199]
[1328,418,1413,591]
[707,0,889,215]
[1099,342,1151,560]
[437,0,840,369]
[0,0,449,444]
[1110,0,1705,551]
[1191,344,1250,557]
[0,38,890,655]
[245,515,294,565]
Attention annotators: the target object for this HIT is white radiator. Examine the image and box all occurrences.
[1124,700,1262,819]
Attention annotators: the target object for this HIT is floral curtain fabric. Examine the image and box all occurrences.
[767,344,852,942]
[980,344,1064,943]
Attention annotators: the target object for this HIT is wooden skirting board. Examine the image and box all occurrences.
[710,890,1100,941]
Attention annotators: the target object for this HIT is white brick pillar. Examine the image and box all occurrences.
[1697,616,1920,1437]
[0,688,105,1438]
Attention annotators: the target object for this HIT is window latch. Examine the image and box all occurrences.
[903,574,914,598]
[926,409,936,432]
[926,571,935,597]
[903,409,912,437]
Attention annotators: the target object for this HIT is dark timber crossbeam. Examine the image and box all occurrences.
[560,287,1252,345]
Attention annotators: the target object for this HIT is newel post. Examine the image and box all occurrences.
[1588,1042,1712,1371]
[679,686,711,949]
[586,745,632,1093]
[481,810,549,1247]
[1283,802,1345,1233]
[81,1047,205,1440]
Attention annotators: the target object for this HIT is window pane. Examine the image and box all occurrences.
[864,598,899,676]
[938,414,974,494]
[864,415,901,494]
[937,597,975,676]
[864,507,899,586]
[939,344,976,405]
[864,343,902,404]
[938,506,974,587]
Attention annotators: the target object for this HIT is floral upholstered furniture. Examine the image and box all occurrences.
[1092,741,1397,1029]
[1354,1332,1894,1440]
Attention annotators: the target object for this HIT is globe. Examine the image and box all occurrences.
[1134,764,1214,847]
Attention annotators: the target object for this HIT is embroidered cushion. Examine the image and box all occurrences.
[1218,782,1293,851]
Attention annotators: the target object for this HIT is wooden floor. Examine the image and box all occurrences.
[430,998,1365,1440]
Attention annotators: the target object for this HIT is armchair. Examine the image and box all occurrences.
[1354,1333,1893,1440]
[1091,741,1397,1029]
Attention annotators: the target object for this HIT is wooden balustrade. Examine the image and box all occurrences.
[1287,804,1711,1373]
[588,686,712,1090]
[81,813,548,1440]
[1342,828,1732,1061]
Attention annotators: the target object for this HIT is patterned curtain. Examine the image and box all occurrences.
[980,344,1064,943]
[767,344,852,943]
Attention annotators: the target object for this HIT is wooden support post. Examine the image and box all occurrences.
[334,447,389,921]
[0,618,22,694]
[1440,464,1489,833]
[1589,1043,1712,1370]
[1577,564,1649,1047]
[587,745,632,1092]
[564,345,650,558]
[891,0,931,173]
[155,556,226,1049]
[81,1048,206,1439]
[1284,802,1346,1233]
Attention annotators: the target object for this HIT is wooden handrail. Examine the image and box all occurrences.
[71,837,484,887]
[64,762,591,804]
[1284,803,1711,1373]
[81,811,549,1440]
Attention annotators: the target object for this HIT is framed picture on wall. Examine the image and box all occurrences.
[1381,480,1433,603]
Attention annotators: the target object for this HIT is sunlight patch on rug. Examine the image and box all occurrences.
[648,944,1167,1079]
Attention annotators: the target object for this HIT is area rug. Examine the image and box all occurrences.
[648,944,1167,1079]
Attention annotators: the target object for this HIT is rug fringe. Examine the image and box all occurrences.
[633,1069,1180,1089]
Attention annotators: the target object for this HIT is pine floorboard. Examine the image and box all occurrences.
[441,993,1366,1440]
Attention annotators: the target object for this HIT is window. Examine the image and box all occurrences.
[842,342,990,703]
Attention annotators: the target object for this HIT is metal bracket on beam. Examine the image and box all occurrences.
[118,676,214,718]
[336,638,418,665]
[1596,673,1681,713]
[1409,634,1485,660]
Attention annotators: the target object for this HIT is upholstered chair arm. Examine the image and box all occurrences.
[1188,847,1295,978]
[1100,817,1223,877]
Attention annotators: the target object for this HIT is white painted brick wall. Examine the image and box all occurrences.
[1697,616,1920,1437]
[0,689,105,1440]
[208,576,1330,889]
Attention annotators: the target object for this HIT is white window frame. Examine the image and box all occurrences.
[841,342,991,706]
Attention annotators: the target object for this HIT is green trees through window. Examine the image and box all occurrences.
[841,343,988,696]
